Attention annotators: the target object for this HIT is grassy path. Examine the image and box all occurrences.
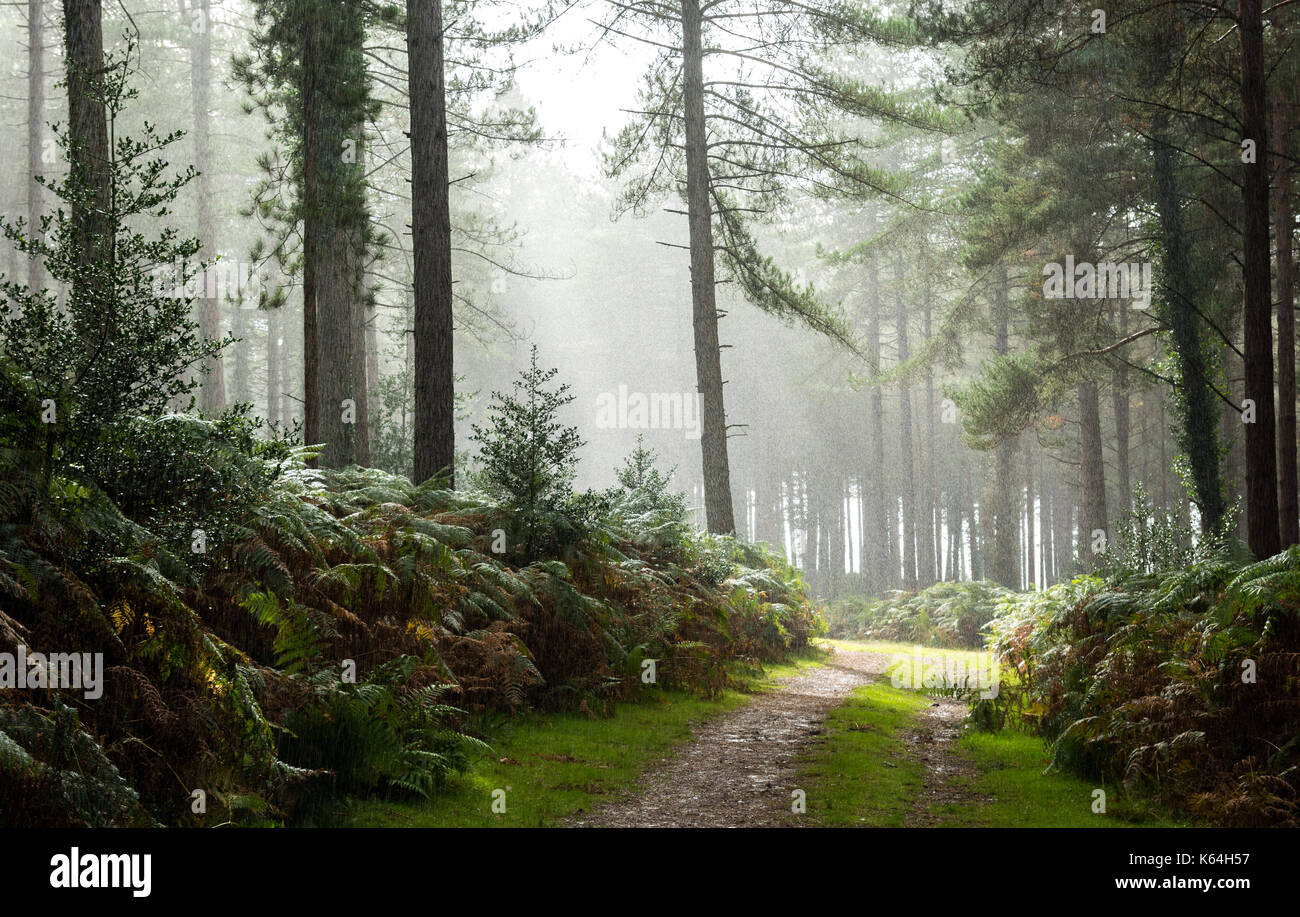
[348,654,828,827]
[794,639,1189,827]
[566,646,889,826]
[350,639,1187,828]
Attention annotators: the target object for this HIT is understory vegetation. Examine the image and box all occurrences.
[979,553,1300,827]
[826,580,1011,648]
[0,363,821,827]
[827,499,1300,827]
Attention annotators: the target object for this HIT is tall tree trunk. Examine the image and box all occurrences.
[896,256,916,588]
[1151,112,1225,532]
[186,0,225,414]
[349,134,370,466]
[300,14,321,459]
[27,0,45,295]
[867,253,891,589]
[990,267,1018,588]
[681,0,734,533]
[317,218,356,465]
[1079,380,1108,571]
[1274,87,1298,546]
[309,2,370,469]
[410,0,456,485]
[1239,0,1280,557]
[62,0,110,272]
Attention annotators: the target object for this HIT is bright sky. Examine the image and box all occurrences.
[513,7,658,176]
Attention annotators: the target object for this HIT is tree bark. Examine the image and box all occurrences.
[1078,380,1108,571]
[62,0,110,273]
[1239,0,1280,557]
[410,0,456,485]
[300,13,320,458]
[186,0,226,414]
[231,306,249,404]
[1112,302,1131,515]
[867,253,892,589]
[681,0,735,532]
[920,281,937,586]
[895,255,916,589]
[991,267,1018,588]
[267,304,281,427]
[349,133,370,466]
[1274,87,1298,546]
[1151,112,1225,532]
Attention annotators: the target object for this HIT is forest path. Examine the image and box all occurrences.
[901,694,990,826]
[564,648,891,827]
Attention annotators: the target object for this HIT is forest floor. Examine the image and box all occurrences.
[563,640,1186,828]
[352,640,1188,827]
[563,647,891,827]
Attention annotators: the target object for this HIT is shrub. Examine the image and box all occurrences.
[826,580,1010,648]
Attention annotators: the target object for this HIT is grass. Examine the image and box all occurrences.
[930,729,1191,828]
[790,680,929,827]
[348,649,827,827]
[802,639,1186,828]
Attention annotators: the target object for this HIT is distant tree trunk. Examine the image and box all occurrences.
[1239,0,1280,557]
[867,254,892,589]
[185,0,225,415]
[365,271,380,417]
[990,268,1018,589]
[967,460,981,580]
[409,0,456,486]
[1112,303,1131,516]
[1046,485,1057,582]
[920,282,937,586]
[832,477,845,592]
[300,17,321,458]
[267,305,281,427]
[349,136,370,466]
[855,474,867,576]
[1079,380,1108,570]
[27,0,45,295]
[1274,87,1298,547]
[1024,438,1037,588]
[681,0,734,533]
[231,307,250,404]
[896,256,916,589]
[947,487,962,580]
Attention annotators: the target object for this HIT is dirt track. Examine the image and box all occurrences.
[565,649,894,827]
